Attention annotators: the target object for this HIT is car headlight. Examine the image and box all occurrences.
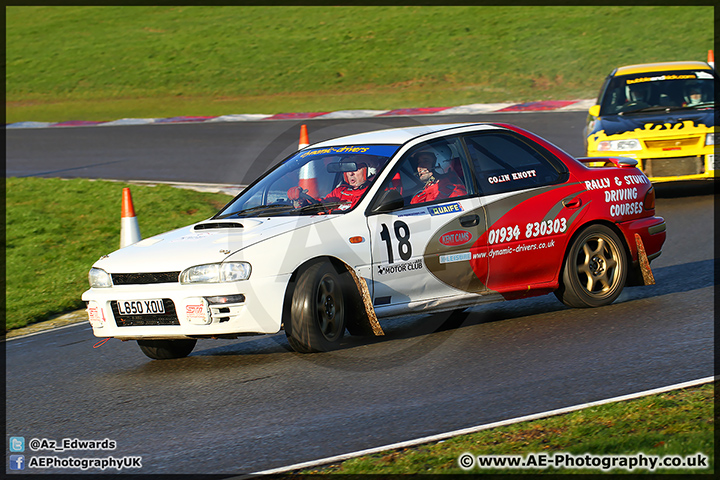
[597,139,642,151]
[180,262,252,284]
[89,268,113,288]
[706,133,716,146]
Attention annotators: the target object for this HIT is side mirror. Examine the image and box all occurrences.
[369,188,404,214]
[588,105,601,117]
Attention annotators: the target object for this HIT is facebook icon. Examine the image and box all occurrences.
[9,455,25,470]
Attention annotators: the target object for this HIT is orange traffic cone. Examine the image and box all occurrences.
[120,187,141,248]
[298,124,309,150]
[708,49,714,69]
[297,125,319,197]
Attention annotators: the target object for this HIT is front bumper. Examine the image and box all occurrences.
[81,274,290,340]
[586,149,715,183]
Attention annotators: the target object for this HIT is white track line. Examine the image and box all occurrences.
[4,321,90,342]
[251,376,715,475]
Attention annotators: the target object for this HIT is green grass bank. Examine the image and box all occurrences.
[5,178,231,331]
[6,6,714,123]
[298,382,713,474]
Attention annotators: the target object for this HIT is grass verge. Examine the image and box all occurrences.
[297,382,714,474]
[4,177,232,331]
[6,6,714,123]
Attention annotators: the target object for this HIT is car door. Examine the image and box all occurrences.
[366,136,489,313]
[462,131,575,294]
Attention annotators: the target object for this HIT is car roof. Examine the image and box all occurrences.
[613,61,713,76]
[309,123,500,147]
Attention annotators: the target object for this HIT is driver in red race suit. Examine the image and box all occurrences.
[288,155,374,211]
[410,151,467,204]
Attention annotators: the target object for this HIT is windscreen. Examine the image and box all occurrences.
[600,69,715,115]
[215,145,400,218]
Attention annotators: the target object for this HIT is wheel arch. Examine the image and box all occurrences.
[281,256,381,338]
[558,219,634,285]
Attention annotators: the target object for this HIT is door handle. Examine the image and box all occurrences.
[460,214,480,227]
[562,198,582,209]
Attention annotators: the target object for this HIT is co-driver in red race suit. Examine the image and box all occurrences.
[288,155,374,211]
[410,151,466,204]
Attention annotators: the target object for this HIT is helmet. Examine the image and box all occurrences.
[626,82,650,103]
[684,82,703,105]
[342,155,372,185]
[413,150,437,170]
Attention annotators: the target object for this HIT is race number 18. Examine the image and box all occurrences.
[380,221,412,263]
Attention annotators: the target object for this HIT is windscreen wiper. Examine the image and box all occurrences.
[620,103,715,115]
[296,201,346,214]
[619,106,672,115]
[215,203,294,219]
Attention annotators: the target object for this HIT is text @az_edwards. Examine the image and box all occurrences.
[8,436,142,472]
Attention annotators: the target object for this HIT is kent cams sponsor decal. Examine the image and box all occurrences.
[439,230,472,246]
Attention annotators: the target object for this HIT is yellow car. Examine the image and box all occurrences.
[584,60,716,182]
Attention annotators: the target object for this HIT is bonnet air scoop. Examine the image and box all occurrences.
[194,222,244,230]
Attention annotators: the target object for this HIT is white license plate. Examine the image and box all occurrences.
[117,299,165,315]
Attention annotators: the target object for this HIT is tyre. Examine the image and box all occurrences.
[137,339,197,360]
[286,261,346,353]
[555,224,628,308]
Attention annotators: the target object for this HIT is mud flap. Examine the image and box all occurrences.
[634,233,656,286]
[341,263,384,336]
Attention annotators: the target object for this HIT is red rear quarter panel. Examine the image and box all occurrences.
[566,163,665,263]
[485,124,665,297]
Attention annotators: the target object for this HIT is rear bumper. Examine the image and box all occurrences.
[615,216,665,287]
[617,216,666,263]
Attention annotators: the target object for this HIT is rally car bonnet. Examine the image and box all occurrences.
[589,109,714,138]
[92,215,331,273]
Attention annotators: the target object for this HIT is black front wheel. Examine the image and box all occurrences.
[555,225,628,308]
[137,339,197,360]
[286,261,346,353]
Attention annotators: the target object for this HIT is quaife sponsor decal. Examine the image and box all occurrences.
[377,259,423,275]
[439,230,472,246]
[428,203,463,216]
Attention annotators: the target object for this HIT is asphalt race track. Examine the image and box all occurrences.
[5,112,715,475]
[7,111,587,184]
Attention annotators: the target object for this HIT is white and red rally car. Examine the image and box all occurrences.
[83,123,666,360]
